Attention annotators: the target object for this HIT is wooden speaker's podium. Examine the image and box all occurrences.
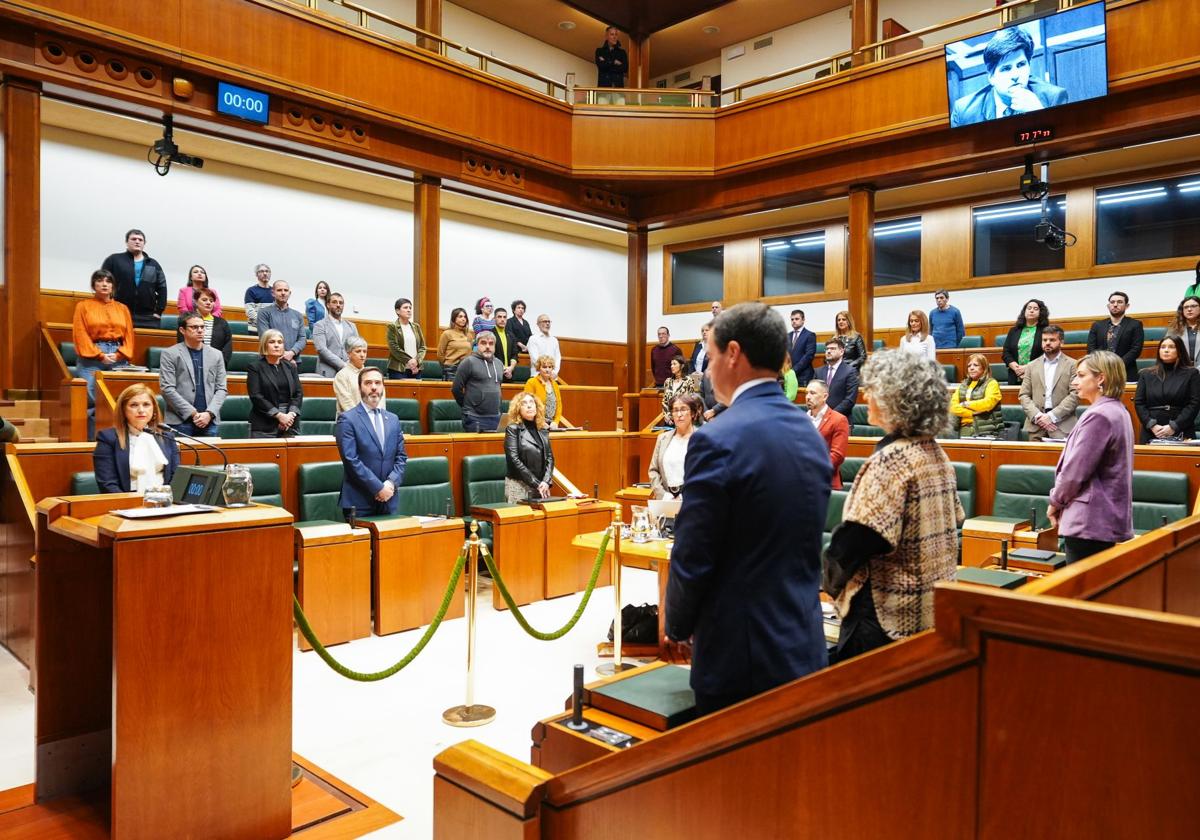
[35,494,296,839]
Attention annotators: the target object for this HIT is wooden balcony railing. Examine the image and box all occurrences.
[570,86,715,108]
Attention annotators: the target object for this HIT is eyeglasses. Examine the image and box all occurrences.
[670,407,691,415]
[539,320,551,325]
[183,324,205,331]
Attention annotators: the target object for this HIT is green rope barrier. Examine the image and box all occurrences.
[481,528,611,641]
[294,548,467,681]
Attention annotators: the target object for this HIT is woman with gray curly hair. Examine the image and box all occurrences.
[823,350,963,662]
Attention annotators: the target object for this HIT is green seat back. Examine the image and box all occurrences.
[1063,330,1090,345]
[853,424,885,437]
[71,471,100,495]
[386,398,423,435]
[301,397,337,435]
[421,360,444,379]
[159,314,178,331]
[228,351,258,373]
[952,461,977,518]
[366,357,388,373]
[511,365,531,383]
[428,400,464,434]
[840,457,867,486]
[60,341,78,366]
[217,395,252,439]
[147,346,164,370]
[462,455,507,510]
[872,339,885,350]
[850,404,870,425]
[990,363,1009,382]
[1136,358,1156,372]
[229,320,250,335]
[941,363,957,382]
[298,354,317,374]
[397,456,454,517]
[814,342,825,355]
[297,461,345,523]
[1144,326,1167,341]
[824,489,849,533]
[958,335,982,348]
[247,462,282,506]
[992,465,1057,524]
[1131,470,1189,531]
[993,335,1006,347]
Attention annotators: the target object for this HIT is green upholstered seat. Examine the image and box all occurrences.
[228,351,258,373]
[396,456,455,517]
[386,398,423,435]
[147,346,164,370]
[953,461,977,518]
[1063,329,1090,345]
[247,462,283,506]
[852,424,885,437]
[159,314,179,331]
[229,320,250,335]
[1131,470,1189,532]
[993,335,1006,347]
[840,456,866,486]
[872,339,885,350]
[428,400,464,434]
[815,342,825,355]
[296,461,345,524]
[462,454,510,550]
[366,357,389,373]
[1000,405,1028,441]
[71,471,100,495]
[298,355,317,374]
[300,397,337,435]
[511,365,531,383]
[958,335,983,348]
[850,404,870,426]
[217,395,252,439]
[1136,358,1156,372]
[992,464,1057,526]
[421,360,444,380]
[821,489,849,550]
[1144,326,1167,341]
[941,363,957,382]
[990,363,1009,382]
[59,342,78,375]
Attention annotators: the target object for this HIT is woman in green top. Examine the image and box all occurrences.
[1184,259,1200,300]
[1001,298,1049,386]
[778,353,798,402]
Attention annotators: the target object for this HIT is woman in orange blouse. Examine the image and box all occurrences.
[73,268,135,440]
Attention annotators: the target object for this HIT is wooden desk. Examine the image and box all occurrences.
[541,500,618,599]
[614,485,653,522]
[295,521,372,651]
[355,515,467,635]
[35,497,294,839]
[572,530,673,660]
[470,504,546,610]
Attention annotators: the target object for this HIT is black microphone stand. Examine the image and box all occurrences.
[157,424,229,469]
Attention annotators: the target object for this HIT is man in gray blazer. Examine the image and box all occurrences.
[1018,325,1079,441]
[311,292,360,377]
[160,313,229,437]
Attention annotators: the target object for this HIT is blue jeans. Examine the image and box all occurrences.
[388,369,421,380]
[462,411,500,433]
[78,340,128,440]
[171,420,219,438]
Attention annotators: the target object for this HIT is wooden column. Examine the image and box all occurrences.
[627,36,650,88]
[2,78,41,395]
[413,176,441,337]
[626,226,648,396]
[848,186,875,351]
[851,0,879,66]
[415,0,443,52]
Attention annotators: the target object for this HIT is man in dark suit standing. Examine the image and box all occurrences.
[812,337,859,418]
[1086,291,1144,382]
[787,309,816,386]
[335,367,407,520]
[100,228,167,329]
[949,26,1068,128]
[665,302,830,715]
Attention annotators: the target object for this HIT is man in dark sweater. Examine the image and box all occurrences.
[1086,291,1144,382]
[451,331,504,432]
[650,326,682,386]
[100,228,167,329]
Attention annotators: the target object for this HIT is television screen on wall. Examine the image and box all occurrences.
[945,3,1107,129]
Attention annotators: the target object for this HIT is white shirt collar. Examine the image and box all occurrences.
[729,377,776,405]
[810,405,827,424]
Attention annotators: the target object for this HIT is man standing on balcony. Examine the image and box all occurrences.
[101,228,167,329]
[595,26,627,104]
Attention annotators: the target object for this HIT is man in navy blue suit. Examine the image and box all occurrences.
[787,309,816,386]
[813,337,859,418]
[665,302,831,715]
[335,367,407,520]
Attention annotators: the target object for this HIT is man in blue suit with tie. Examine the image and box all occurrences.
[335,367,407,520]
[813,337,859,418]
[665,302,831,715]
[787,309,816,386]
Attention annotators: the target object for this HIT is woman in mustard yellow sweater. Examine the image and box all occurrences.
[523,355,564,428]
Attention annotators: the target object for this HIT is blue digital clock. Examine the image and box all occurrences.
[216,82,269,125]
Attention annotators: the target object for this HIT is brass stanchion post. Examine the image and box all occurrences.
[597,512,634,676]
[443,523,496,726]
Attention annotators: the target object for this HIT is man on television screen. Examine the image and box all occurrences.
[950,27,1067,127]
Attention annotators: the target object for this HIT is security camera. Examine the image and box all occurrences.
[1019,156,1048,201]
[148,115,204,176]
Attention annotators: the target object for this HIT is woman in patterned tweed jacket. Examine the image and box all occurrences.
[823,351,964,663]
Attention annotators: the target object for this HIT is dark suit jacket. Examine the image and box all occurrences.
[950,78,1069,128]
[1134,366,1200,443]
[246,357,303,434]
[178,317,233,365]
[699,373,726,418]
[93,427,180,493]
[788,328,816,386]
[665,381,830,699]
[1087,317,1145,382]
[813,363,859,417]
[101,250,167,328]
[335,403,407,514]
[689,342,709,375]
[1002,324,1046,385]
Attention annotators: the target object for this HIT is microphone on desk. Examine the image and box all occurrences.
[1000,538,1009,571]
[157,424,229,470]
[565,664,589,731]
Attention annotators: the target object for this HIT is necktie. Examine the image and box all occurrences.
[1002,106,1013,117]
[372,409,385,448]
[791,331,799,348]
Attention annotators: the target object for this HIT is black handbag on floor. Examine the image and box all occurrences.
[607,603,658,644]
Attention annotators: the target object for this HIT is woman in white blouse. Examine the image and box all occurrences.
[647,393,703,500]
[333,335,370,415]
[899,309,938,362]
[93,383,180,493]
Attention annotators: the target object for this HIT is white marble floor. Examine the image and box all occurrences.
[0,568,662,839]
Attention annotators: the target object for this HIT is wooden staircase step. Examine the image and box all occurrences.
[9,417,49,436]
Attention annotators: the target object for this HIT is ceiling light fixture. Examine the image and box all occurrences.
[702,25,720,35]
[558,21,576,31]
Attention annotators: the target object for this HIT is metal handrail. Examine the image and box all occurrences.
[724,51,854,103]
[571,86,716,108]
[295,0,569,98]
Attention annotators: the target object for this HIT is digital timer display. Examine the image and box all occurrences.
[217,82,269,125]
[1015,127,1055,145]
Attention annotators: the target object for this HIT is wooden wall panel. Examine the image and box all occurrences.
[921,204,968,289]
[571,112,713,176]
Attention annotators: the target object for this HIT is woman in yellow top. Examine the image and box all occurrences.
[949,353,1004,437]
[524,355,564,428]
[437,306,474,382]
[73,268,135,440]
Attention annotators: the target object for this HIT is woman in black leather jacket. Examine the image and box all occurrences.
[504,392,554,503]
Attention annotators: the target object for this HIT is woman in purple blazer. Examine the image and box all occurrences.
[1047,350,1134,564]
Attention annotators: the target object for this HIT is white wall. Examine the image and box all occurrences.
[719,6,852,101]
[40,127,627,341]
[442,4,595,89]
[650,57,722,90]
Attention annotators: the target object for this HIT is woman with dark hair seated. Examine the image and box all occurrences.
[94,383,180,493]
[660,354,697,424]
[648,393,702,501]
[246,329,303,438]
[1001,298,1049,385]
[1133,335,1200,444]
[503,392,554,503]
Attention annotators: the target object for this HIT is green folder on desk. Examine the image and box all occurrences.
[956,566,1028,590]
[590,665,696,731]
